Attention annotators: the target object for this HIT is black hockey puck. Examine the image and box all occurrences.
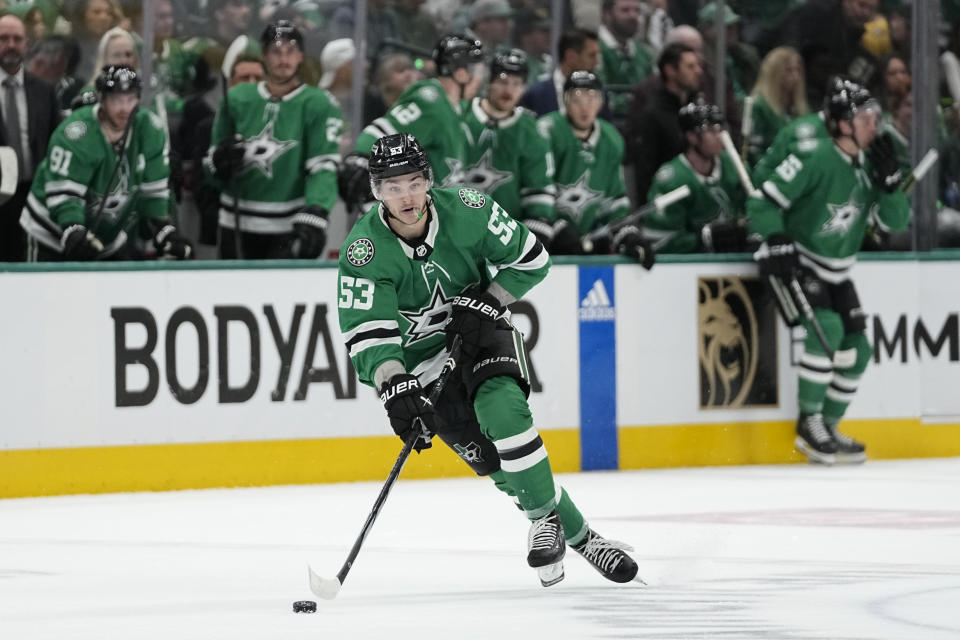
[292,600,317,613]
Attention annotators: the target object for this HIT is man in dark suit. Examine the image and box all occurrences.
[0,14,60,261]
[519,28,601,118]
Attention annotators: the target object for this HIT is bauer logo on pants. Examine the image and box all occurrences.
[697,276,778,409]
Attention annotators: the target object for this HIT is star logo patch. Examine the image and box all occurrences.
[399,281,453,345]
[241,119,298,179]
[461,148,513,195]
[555,170,604,223]
[822,199,862,235]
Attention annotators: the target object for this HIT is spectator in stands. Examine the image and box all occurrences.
[363,51,419,124]
[623,42,701,204]
[470,0,515,54]
[760,0,880,107]
[519,28,600,117]
[596,0,654,131]
[742,46,808,168]
[643,98,747,253]
[22,6,47,43]
[319,38,357,154]
[183,0,252,82]
[63,0,124,82]
[638,0,673,55]
[0,14,60,261]
[329,0,399,61]
[698,2,758,105]
[875,53,910,111]
[514,7,552,82]
[392,0,440,51]
[88,27,138,86]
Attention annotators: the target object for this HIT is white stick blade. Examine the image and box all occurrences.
[308,565,342,600]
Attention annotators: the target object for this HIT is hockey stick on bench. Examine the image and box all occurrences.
[308,335,463,600]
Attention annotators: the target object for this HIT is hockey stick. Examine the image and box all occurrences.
[88,105,139,239]
[220,35,249,260]
[580,184,691,253]
[900,148,939,194]
[308,335,463,600]
[721,130,842,362]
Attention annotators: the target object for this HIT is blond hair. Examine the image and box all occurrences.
[89,27,139,86]
[751,46,808,118]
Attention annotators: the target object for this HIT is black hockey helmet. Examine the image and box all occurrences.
[678,98,723,132]
[95,65,141,97]
[490,48,529,82]
[368,133,433,197]
[824,78,878,134]
[261,19,304,51]
[432,34,484,77]
[563,70,603,95]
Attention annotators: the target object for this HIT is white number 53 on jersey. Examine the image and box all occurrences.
[339,276,374,310]
[487,202,517,245]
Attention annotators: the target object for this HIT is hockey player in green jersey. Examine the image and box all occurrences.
[206,20,343,259]
[338,133,641,587]
[460,49,568,250]
[645,99,748,253]
[537,71,654,268]
[20,65,192,261]
[351,35,485,193]
[748,83,909,465]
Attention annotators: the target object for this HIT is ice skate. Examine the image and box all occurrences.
[826,420,866,464]
[572,529,641,584]
[527,510,565,587]
[795,413,838,465]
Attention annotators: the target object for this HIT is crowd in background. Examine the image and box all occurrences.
[0,0,959,261]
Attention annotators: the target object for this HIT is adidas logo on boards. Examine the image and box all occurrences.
[579,279,615,321]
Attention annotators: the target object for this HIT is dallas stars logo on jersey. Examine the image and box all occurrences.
[555,170,604,223]
[822,199,863,235]
[398,280,453,345]
[241,119,298,179]
[461,148,513,194]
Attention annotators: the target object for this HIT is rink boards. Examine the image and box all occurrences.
[2,255,960,497]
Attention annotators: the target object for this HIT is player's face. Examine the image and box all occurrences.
[102,92,139,130]
[851,109,878,148]
[568,39,600,72]
[695,125,724,157]
[230,61,264,86]
[487,73,524,112]
[565,89,603,130]
[263,40,302,83]
[381,172,430,226]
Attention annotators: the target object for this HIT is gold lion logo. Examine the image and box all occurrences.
[698,277,759,408]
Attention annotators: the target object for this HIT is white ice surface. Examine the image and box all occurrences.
[2,458,960,639]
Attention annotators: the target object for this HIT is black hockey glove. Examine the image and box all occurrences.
[337,153,373,211]
[151,223,193,259]
[753,232,799,279]
[701,218,748,253]
[61,224,104,259]
[550,219,582,255]
[379,373,435,452]
[287,207,328,258]
[523,217,555,250]
[612,225,655,270]
[445,286,503,361]
[865,132,903,193]
[212,134,246,181]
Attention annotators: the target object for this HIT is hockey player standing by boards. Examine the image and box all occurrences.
[338,133,641,587]
[460,49,570,250]
[748,84,909,465]
[644,99,747,253]
[537,70,654,267]
[20,65,192,261]
[206,20,343,259]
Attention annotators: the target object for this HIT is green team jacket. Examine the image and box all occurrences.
[536,111,631,235]
[338,187,550,388]
[644,151,747,253]
[596,25,653,119]
[355,79,468,186]
[206,82,342,234]
[21,105,170,255]
[743,94,797,168]
[461,98,557,224]
[751,111,828,183]
[748,138,909,282]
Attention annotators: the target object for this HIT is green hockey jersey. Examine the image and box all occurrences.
[460,98,556,224]
[20,105,171,255]
[338,187,550,388]
[354,79,468,187]
[536,111,630,235]
[751,111,828,183]
[206,81,342,234]
[748,138,910,282]
[742,94,797,168]
[645,151,747,253]
[596,26,653,121]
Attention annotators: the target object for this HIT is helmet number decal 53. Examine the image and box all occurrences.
[487,201,517,245]
[339,276,375,310]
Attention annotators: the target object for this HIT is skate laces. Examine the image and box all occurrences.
[805,414,833,445]
[576,532,634,573]
[529,513,562,550]
[827,423,858,446]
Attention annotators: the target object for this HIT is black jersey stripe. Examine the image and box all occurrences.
[518,241,544,265]
[345,327,402,350]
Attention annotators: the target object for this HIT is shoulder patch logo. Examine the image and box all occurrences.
[346,238,375,266]
[655,164,675,182]
[418,85,439,103]
[64,121,86,140]
[458,188,485,208]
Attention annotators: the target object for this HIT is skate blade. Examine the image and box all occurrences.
[794,437,836,465]
[537,561,564,587]
[834,451,867,464]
